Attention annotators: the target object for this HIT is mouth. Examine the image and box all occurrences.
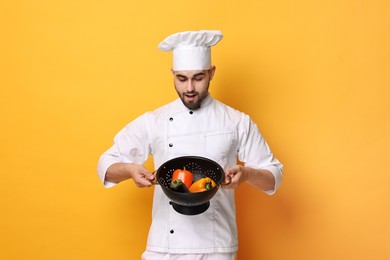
[184,93,198,101]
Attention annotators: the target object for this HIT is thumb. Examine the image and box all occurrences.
[222,170,232,186]
[146,171,156,181]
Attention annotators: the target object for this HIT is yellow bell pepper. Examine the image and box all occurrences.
[189,177,216,193]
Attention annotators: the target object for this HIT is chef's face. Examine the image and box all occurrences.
[172,66,216,110]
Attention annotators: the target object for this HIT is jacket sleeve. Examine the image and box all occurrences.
[97,114,151,188]
[237,114,283,195]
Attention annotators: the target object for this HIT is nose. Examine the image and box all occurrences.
[186,79,195,92]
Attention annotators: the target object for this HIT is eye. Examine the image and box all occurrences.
[177,77,187,82]
[194,76,204,81]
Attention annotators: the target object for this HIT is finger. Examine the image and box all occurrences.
[228,166,239,175]
[222,180,234,189]
[226,170,235,180]
[147,172,156,181]
[149,176,158,185]
[144,172,157,185]
[222,174,232,186]
[135,175,154,187]
[140,179,154,187]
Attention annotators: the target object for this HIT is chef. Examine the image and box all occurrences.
[97,30,283,260]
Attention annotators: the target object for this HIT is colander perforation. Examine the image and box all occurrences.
[158,161,221,188]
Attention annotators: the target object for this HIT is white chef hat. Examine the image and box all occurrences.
[158,30,223,71]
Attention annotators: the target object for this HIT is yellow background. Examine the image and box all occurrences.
[1,0,389,259]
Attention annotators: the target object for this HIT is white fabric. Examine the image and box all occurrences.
[158,30,223,71]
[141,250,236,260]
[97,95,283,254]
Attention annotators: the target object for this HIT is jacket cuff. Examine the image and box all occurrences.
[261,166,283,195]
[97,157,119,188]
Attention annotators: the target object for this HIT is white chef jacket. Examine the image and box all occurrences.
[97,94,283,254]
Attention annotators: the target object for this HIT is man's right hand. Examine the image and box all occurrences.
[105,163,156,187]
[129,164,156,188]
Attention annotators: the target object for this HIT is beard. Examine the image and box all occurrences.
[179,94,202,109]
[175,83,210,110]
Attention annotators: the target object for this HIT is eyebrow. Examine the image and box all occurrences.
[176,72,206,79]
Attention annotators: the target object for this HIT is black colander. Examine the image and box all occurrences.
[156,156,225,215]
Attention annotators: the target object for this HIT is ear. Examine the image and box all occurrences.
[209,66,216,80]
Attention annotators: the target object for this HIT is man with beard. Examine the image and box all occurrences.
[97,30,283,259]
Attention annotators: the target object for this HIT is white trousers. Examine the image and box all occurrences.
[141,250,237,260]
